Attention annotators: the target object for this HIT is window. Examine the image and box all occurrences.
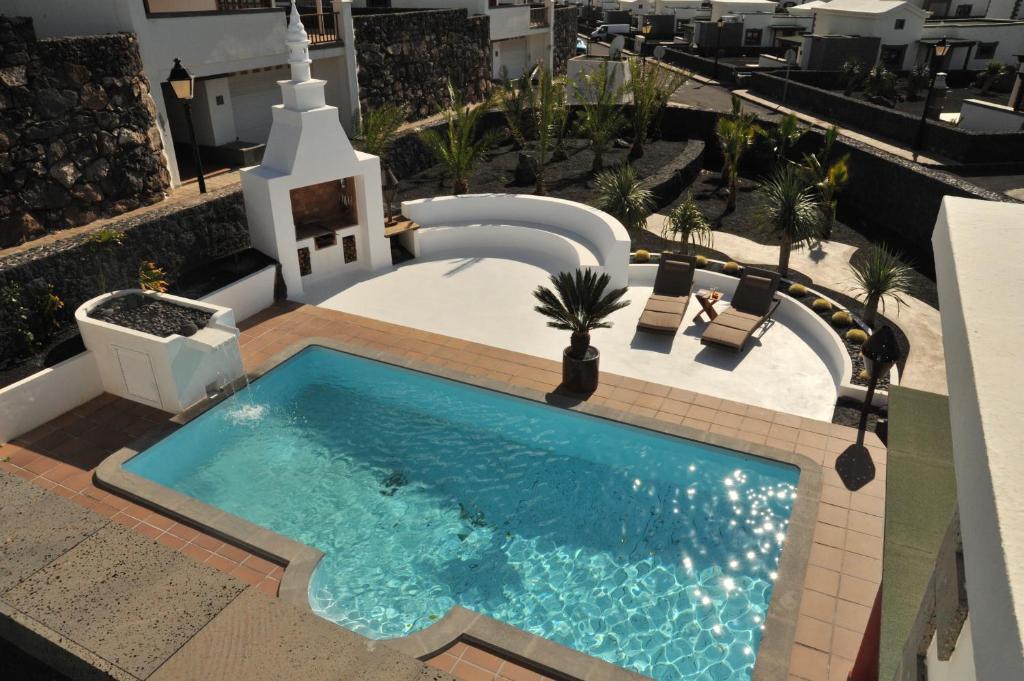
[744,28,763,46]
[955,4,973,16]
[894,19,905,29]
[975,42,998,60]
[880,44,907,70]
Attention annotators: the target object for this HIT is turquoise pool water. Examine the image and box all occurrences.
[125,346,799,681]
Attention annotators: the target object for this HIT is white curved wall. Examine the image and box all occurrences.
[402,194,631,288]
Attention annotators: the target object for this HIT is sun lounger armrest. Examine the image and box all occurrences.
[765,297,781,322]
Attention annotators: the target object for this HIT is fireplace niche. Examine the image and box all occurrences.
[289,177,358,241]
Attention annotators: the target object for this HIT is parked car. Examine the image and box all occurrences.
[576,37,587,55]
[590,24,630,42]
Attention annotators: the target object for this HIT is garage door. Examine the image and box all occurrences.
[229,69,284,144]
[496,38,529,79]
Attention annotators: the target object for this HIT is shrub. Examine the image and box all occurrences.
[139,261,168,293]
[831,310,853,327]
[663,192,712,255]
[594,165,654,233]
[633,249,651,263]
[695,255,708,268]
[846,328,868,345]
[811,298,833,312]
[722,261,742,275]
[788,283,807,297]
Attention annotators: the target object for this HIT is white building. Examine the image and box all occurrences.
[356,0,556,80]
[6,0,361,187]
[796,0,931,70]
[708,0,812,48]
[920,17,1024,69]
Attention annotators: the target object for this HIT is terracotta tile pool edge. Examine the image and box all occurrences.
[94,336,823,681]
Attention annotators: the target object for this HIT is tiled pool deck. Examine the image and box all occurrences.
[0,301,886,681]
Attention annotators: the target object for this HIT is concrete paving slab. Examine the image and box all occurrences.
[0,472,108,593]
[149,589,451,681]
[2,524,245,679]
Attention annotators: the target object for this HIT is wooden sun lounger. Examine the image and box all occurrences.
[700,267,781,352]
[636,254,697,334]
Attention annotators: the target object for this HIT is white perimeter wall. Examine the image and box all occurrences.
[933,196,1024,681]
[959,99,1024,131]
[926,614,978,681]
[0,353,103,445]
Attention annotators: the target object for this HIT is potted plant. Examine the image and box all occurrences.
[533,268,630,393]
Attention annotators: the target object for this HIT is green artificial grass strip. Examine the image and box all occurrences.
[878,386,958,681]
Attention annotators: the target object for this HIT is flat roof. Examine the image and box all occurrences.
[812,0,930,17]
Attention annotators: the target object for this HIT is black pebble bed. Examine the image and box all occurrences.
[88,293,211,338]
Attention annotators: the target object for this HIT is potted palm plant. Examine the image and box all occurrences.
[848,244,914,328]
[533,269,630,393]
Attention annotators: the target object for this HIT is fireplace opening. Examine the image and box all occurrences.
[289,178,358,241]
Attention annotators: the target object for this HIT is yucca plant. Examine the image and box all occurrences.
[533,268,630,360]
[626,58,685,159]
[419,82,499,195]
[532,67,567,195]
[715,97,761,212]
[663,192,713,255]
[756,164,820,277]
[498,68,536,149]
[354,103,408,162]
[594,165,653,233]
[759,113,804,169]
[848,244,914,328]
[572,63,626,173]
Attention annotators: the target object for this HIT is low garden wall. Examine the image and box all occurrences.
[0,351,103,443]
[644,138,705,211]
[402,194,631,288]
[748,72,1024,164]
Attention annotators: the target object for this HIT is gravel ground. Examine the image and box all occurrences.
[88,294,211,338]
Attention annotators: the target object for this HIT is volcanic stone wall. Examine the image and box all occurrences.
[0,16,170,248]
[352,9,491,119]
[553,6,579,75]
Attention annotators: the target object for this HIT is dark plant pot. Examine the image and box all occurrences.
[562,346,600,394]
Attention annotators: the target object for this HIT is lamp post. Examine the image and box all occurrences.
[913,38,950,161]
[712,17,724,81]
[1010,54,1024,112]
[382,168,399,225]
[835,325,901,491]
[167,58,206,194]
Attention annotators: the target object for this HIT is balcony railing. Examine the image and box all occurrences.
[529,6,548,27]
[287,10,343,47]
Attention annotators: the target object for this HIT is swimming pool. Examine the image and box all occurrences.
[125,346,799,681]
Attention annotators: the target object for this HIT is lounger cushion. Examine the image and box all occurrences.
[713,308,763,330]
[731,273,777,315]
[637,310,684,333]
[701,323,750,350]
[646,294,689,315]
[653,260,693,297]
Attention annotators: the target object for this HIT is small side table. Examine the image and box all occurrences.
[693,289,723,322]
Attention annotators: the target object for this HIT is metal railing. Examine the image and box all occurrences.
[529,6,548,27]
[288,10,343,47]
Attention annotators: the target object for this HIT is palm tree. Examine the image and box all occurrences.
[756,164,820,277]
[627,58,685,159]
[848,244,914,328]
[532,67,567,195]
[498,68,535,149]
[572,63,626,173]
[419,82,499,195]
[594,165,653,233]
[758,113,804,169]
[533,268,630,360]
[800,125,849,240]
[354,103,408,162]
[663,192,713,255]
[716,96,761,212]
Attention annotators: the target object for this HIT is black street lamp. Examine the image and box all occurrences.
[712,17,725,81]
[836,325,901,491]
[167,58,207,194]
[382,167,399,225]
[913,38,951,161]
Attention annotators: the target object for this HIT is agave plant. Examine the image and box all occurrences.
[594,165,653,233]
[533,268,630,360]
[626,58,685,159]
[759,113,804,169]
[572,63,626,173]
[663,192,713,255]
[715,96,761,212]
[354,103,408,163]
[756,164,820,277]
[531,67,567,195]
[418,82,499,195]
[848,244,914,328]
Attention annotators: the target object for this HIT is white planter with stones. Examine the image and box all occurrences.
[75,290,244,414]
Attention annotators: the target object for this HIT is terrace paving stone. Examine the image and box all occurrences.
[149,589,451,681]
[2,523,245,679]
[0,472,108,593]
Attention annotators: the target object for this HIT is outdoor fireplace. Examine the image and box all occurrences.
[240,1,390,299]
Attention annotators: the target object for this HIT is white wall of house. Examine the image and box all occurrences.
[959,99,1024,130]
[932,196,1024,681]
[710,0,779,21]
[921,21,1024,69]
[809,2,928,70]
[925,614,978,681]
